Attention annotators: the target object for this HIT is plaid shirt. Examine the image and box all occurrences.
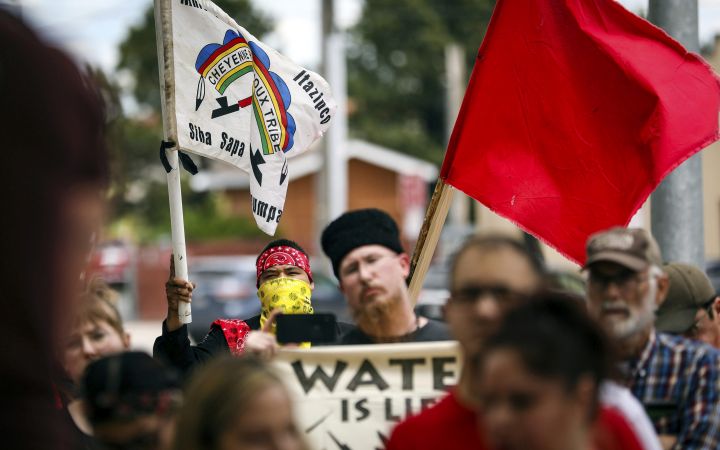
[628,331,720,450]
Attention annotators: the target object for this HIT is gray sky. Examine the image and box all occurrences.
[17,0,362,71]
[15,1,720,74]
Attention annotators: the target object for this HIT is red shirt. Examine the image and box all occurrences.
[386,391,645,450]
[386,391,488,450]
[593,406,645,450]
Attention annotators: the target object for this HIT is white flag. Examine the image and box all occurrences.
[164,0,336,234]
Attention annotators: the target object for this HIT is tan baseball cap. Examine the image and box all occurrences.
[584,227,662,271]
[655,263,717,334]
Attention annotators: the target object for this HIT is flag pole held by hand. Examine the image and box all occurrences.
[155,0,191,323]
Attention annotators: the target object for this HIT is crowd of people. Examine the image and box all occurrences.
[6,8,720,450]
[38,209,720,450]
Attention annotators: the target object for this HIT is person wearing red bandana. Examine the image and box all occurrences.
[153,239,353,378]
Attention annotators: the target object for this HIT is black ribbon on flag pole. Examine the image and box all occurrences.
[159,140,198,175]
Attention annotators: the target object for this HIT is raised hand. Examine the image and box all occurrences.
[165,254,196,332]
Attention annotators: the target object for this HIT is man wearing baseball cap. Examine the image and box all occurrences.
[321,208,450,344]
[584,227,720,450]
[154,239,353,376]
[655,262,720,349]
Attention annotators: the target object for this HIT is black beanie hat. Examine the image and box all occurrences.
[82,352,181,425]
[321,208,405,278]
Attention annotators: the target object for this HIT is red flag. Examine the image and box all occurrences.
[441,0,720,264]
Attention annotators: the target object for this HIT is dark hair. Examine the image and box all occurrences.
[703,297,716,320]
[0,10,108,448]
[478,293,613,417]
[257,239,308,263]
[449,234,546,289]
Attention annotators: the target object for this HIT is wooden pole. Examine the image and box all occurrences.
[407,179,455,304]
[154,0,191,323]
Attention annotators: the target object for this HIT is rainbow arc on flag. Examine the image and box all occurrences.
[195,31,252,94]
[195,29,296,155]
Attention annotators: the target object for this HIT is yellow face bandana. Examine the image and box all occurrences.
[257,277,314,334]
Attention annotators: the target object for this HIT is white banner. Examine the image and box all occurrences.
[274,341,461,450]
[164,0,336,234]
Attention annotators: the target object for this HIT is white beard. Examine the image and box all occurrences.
[604,278,658,340]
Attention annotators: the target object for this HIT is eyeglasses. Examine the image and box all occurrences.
[587,269,648,291]
[449,285,527,306]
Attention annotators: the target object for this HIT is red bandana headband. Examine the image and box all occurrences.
[256,245,312,287]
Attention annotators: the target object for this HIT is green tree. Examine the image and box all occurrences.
[348,0,495,163]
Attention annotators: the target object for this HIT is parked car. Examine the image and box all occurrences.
[85,239,136,320]
[187,256,259,341]
[86,239,133,286]
[186,256,351,341]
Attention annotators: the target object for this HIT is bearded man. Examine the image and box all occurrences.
[584,227,720,450]
[321,208,450,344]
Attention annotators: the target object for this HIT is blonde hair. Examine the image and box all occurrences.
[73,277,124,335]
[173,356,308,450]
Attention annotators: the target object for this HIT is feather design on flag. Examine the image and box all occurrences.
[167,0,336,235]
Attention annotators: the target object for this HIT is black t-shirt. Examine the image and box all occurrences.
[338,318,451,345]
[154,316,451,378]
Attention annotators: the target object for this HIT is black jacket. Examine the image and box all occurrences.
[153,315,355,378]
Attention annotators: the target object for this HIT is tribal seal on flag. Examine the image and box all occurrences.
[158,0,336,234]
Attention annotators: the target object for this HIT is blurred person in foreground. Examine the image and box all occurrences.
[57,279,131,448]
[476,294,639,450]
[584,227,720,449]
[0,9,109,449]
[173,356,308,450]
[320,208,450,343]
[83,352,181,450]
[654,262,720,348]
[154,239,354,377]
[387,235,660,450]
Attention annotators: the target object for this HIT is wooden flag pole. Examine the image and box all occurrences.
[408,178,455,304]
[155,0,191,323]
